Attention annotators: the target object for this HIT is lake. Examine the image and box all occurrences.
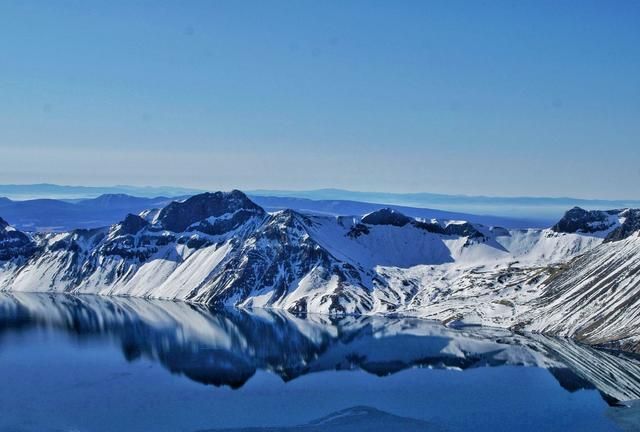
[0,293,639,432]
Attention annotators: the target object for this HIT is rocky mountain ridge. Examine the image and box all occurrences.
[0,191,639,351]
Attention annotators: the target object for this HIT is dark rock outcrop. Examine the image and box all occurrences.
[194,210,367,314]
[552,207,640,241]
[443,222,485,239]
[156,191,265,233]
[358,208,485,241]
[604,209,640,243]
[347,223,370,238]
[112,214,149,237]
[413,220,447,234]
[361,208,412,227]
[187,209,264,236]
[552,207,618,234]
[0,217,36,261]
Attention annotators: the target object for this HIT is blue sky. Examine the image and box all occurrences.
[0,0,639,198]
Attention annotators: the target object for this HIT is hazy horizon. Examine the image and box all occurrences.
[3,183,640,223]
[3,181,640,202]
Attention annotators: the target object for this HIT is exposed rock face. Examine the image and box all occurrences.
[359,209,485,240]
[193,210,367,315]
[156,190,265,233]
[551,206,640,242]
[604,209,640,243]
[551,207,619,234]
[361,208,412,226]
[413,220,447,234]
[112,214,149,237]
[351,208,447,236]
[346,223,370,238]
[0,217,35,261]
[84,192,269,279]
[442,222,485,239]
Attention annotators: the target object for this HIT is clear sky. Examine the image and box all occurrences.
[0,0,639,199]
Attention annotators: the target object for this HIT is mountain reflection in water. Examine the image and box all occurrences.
[1,293,640,432]
[1,292,640,403]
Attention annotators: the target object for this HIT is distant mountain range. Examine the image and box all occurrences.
[0,193,542,232]
[0,183,202,200]
[3,183,640,222]
[248,188,640,221]
[1,190,640,354]
[0,194,182,231]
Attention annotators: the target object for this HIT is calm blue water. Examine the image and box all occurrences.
[0,293,638,432]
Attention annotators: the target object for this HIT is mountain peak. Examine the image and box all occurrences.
[361,208,412,227]
[551,207,618,234]
[156,190,264,233]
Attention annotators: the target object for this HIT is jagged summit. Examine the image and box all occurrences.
[155,190,265,232]
[361,208,412,226]
[0,216,8,229]
[551,207,620,234]
[550,206,640,242]
[113,213,149,237]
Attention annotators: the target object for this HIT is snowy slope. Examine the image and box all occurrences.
[523,233,640,344]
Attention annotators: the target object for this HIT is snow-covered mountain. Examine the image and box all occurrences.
[0,191,639,351]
